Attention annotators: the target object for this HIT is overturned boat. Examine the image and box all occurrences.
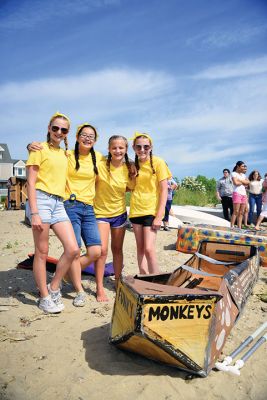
[109,241,259,377]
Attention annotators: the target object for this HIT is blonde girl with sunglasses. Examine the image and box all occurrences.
[129,132,171,274]
[26,112,80,314]
[27,122,104,306]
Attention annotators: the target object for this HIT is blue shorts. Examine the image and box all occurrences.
[64,200,101,248]
[26,190,70,225]
[129,215,155,227]
[97,212,127,228]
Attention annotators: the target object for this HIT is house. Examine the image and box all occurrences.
[0,143,26,203]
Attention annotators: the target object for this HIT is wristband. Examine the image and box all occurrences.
[30,212,39,216]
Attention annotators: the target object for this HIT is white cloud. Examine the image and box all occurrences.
[0,63,265,174]
[194,56,267,79]
[187,24,267,49]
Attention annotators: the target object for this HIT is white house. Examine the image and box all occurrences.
[0,144,26,198]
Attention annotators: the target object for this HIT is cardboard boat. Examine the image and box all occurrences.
[109,241,259,377]
[176,224,267,267]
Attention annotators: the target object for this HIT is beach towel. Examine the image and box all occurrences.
[17,254,115,276]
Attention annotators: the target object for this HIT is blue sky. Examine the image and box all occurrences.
[0,0,266,179]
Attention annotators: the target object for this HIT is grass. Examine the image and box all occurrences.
[126,189,218,207]
[172,188,218,207]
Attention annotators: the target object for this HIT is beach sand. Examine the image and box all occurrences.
[0,210,266,400]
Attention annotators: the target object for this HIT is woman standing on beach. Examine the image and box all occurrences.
[247,170,263,226]
[94,135,135,300]
[26,112,80,313]
[230,161,250,229]
[129,132,171,274]
[27,122,104,306]
[255,173,267,231]
[63,123,104,306]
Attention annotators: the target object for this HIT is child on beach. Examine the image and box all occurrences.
[26,112,80,313]
[230,161,250,229]
[129,132,171,274]
[63,123,103,306]
[255,173,267,231]
[94,135,135,299]
[27,123,104,306]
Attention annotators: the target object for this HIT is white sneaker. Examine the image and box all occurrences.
[38,295,62,314]
[47,283,65,311]
[73,291,86,307]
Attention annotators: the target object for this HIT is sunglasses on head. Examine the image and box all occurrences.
[135,144,151,151]
[51,125,69,134]
[79,133,95,140]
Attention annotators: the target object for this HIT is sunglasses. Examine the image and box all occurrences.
[51,125,69,134]
[79,133,95,140]
[135,144,151,151]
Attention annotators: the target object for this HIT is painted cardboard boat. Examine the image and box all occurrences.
[176,224,267,267]
[109,241,259,377]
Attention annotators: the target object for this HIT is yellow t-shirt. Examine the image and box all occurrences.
[129,155,171,218]
[26,142,68,198]
[94,160,135,218]
[65,150,104,205]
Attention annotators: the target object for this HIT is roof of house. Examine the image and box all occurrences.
[0,143,12,163]
[12,159,27,165]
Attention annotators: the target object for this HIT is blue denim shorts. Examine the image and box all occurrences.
[64,200,101,248]
[97,212,128,228]
[26,190,70,225]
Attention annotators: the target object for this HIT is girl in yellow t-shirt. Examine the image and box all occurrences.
[94,135,135,300]
[26,112,80,314]
[28,123,104,306]
[129,132,171,275]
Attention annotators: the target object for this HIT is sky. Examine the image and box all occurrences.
[0,0,266,179]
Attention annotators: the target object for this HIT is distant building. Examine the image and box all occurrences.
[0,143,26,198]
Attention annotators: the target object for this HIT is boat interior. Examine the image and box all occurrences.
[134,241,257,292]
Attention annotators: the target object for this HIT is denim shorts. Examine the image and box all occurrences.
[97,212,128,228]
[64,200,101,248]
[26,190,70,225]
[129,215,155,227]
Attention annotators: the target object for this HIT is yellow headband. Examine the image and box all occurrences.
[49,111,71,126]
[76,123,98,140]
[129,131,153,144]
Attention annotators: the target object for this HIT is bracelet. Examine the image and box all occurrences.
[27,143,31,151]
[30,212,39,216]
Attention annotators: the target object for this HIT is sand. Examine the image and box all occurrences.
[0,210,266,400]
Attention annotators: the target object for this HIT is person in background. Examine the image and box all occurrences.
[248,170,263,226]
[162,177,178,231]
[242,164,250,228]
[255,173,267,231]
[26,112,80,313]
[216,168,233,221]
[230,161,250,229]
[129,132,171,274]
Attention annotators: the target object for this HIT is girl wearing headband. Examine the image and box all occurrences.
[26,112,80,314]
[129,132,171,274]
[94,135,135,300]
[27,121,104,306]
